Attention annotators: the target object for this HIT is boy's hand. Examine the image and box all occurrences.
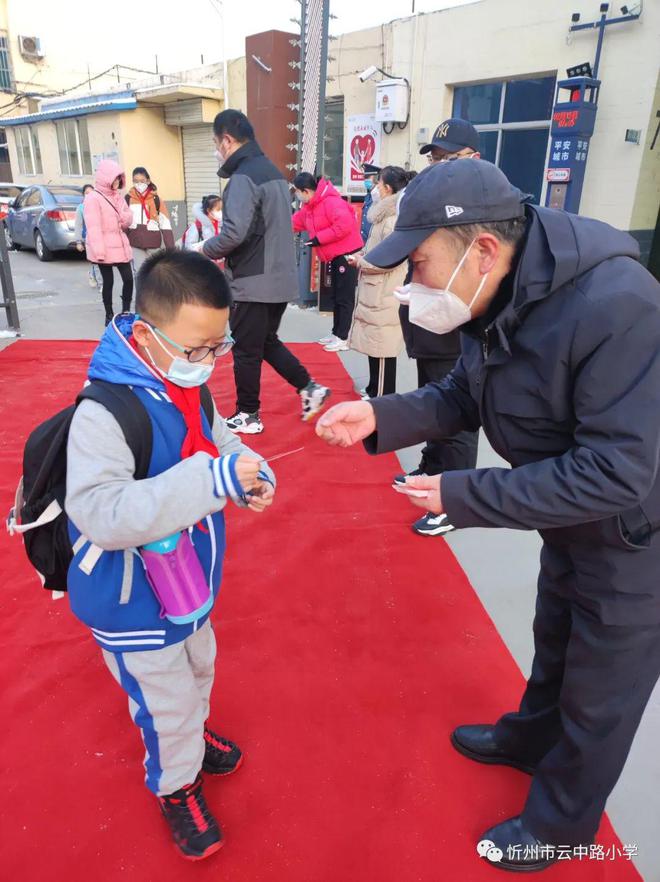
[316,401,376,447]
[247,481,275,513]
[236,455,261,492]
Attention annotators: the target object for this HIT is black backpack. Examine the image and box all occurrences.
[7,381,214,593]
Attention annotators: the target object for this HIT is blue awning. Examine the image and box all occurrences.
[3,91,137,126]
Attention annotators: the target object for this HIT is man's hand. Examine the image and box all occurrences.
[247,481,275,513]
[75,242,84,253]
[400,474,443,514]
[235,455,261,492]
[316,401,376,447]
[190,240,205,253]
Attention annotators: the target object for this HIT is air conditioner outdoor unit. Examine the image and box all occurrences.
[18,36,45,60]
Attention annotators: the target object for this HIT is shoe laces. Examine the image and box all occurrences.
[204,727,232,754]
[162,777,214,835]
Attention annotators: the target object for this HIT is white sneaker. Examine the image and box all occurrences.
[318,334,336,346]
[324,338,349,352]
[299,381,331,421]
[88,274,98,288]
[358,388,370,401]
[225,411,264,434]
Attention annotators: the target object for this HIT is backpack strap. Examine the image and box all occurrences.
[77,381,153,480]
[199,384,215,429]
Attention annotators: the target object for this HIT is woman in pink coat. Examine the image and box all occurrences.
[83,159,134,326]
[292,173,363,351]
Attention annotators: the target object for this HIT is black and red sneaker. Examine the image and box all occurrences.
[202,725,243,776]
[159,773,223,860]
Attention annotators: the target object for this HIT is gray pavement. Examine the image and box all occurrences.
[2,249,658,880]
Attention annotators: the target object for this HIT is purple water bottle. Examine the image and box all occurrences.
[140,531,213,625]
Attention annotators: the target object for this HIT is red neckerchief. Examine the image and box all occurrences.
[132,186,157,223]
[212,218,219,236]
[129,337,218,459]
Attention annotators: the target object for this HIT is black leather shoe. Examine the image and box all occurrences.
[477,816,558,872]
[451,725,536,775]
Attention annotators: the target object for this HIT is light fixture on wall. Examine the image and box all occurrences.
[567,61,593,77]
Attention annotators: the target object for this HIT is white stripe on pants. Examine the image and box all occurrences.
[101,620,217,796]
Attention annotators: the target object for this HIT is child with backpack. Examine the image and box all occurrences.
[179,195,223,249]
[64,250,275,859]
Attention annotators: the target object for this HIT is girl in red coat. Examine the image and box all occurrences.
[292,173,363,351]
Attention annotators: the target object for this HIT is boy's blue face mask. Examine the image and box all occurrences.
[364,178,374,192]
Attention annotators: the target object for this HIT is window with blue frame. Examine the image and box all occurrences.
[453,75,555,204]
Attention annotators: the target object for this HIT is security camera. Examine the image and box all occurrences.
[359,65,379,82]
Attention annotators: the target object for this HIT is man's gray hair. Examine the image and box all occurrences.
[447,216,527,253]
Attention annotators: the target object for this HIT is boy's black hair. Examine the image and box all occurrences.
[213,109,255,143]
[82,183,94,195]
[136,250,232,323]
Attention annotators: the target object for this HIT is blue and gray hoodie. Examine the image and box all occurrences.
[65,314,273,652]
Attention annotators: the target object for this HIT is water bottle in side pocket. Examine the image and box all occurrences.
[140,531,213,625]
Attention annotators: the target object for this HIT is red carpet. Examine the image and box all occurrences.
[0,340,642,882]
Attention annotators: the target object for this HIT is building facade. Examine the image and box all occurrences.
[320,0,659,266]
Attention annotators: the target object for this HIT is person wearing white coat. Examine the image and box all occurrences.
[348,167,413,397]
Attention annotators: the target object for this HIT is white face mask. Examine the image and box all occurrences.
[400,239,489,335]
[370,187,381,204]
[214,149,224,163]
[134,182,149,194]
[145,326,215,388]
[211,210,223,221]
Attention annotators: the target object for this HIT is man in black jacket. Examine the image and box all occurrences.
[200,110,330,433]
[397,118,481,538]
[316,159,660,873]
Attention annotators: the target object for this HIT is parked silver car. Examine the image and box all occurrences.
[5,185,84,261]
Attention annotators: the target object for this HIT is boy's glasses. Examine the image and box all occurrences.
[150,325,234,362]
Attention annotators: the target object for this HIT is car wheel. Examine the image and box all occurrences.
[4,224,20,250]
[35,230,53,261]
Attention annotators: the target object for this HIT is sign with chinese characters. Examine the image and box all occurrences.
[344,114,382,195]
[549,138,590,165]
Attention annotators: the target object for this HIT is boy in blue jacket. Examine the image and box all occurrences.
[65,250,275,860]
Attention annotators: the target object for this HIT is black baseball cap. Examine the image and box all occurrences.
[365,159,526,269]
[420,118,480,155]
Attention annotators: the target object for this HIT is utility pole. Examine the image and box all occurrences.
[569,2,641,79]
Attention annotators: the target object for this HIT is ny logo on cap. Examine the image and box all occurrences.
[435,122,450,140]
[445,205,464,218]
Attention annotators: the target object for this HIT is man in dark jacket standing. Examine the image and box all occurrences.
[316,159,660,873]
[200,110,330,433]
[397,118,481,537]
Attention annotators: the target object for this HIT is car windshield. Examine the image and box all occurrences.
[48,188,83,205]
